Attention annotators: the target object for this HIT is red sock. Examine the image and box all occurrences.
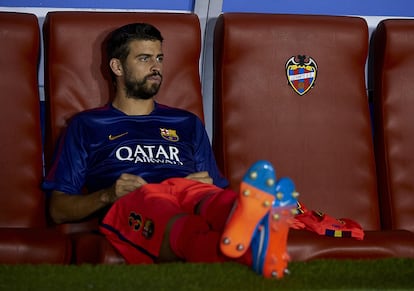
[169,214,253,265]
[199,189,238,232]
[169,214,227,262]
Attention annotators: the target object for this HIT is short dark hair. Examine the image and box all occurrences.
[106,23,163,63]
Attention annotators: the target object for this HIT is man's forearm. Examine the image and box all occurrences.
[49,189,114,224]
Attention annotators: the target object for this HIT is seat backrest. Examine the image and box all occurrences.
[0,12,46,227]
[213,13,380,230]
[43,11,203,170]
[370,19,414,232]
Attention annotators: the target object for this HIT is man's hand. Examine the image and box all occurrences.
[114,173,148,198]
[185,171,213,184]
[102,173,148,203]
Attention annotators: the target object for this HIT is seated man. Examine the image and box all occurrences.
[43,22,298,279]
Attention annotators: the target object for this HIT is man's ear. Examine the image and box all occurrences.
[109,58,123,76]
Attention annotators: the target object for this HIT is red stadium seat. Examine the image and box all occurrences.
[42,11,204,264]
[213,13,414,260]
[371,19,414,233]
[0,12,71,264]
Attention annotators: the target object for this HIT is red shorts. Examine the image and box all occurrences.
[99,178,223,264]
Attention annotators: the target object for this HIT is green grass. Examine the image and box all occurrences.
[1,258,413,290]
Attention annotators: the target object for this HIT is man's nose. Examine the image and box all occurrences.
[150,58,162,72]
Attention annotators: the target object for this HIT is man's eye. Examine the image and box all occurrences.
[156,56,164,63]
[139,56,149,62]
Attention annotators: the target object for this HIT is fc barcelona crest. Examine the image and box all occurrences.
[286,55,318,96]
[160,128,179,142]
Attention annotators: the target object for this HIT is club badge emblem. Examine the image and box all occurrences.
[160,128,179,142]
[286,55,318,96]
[142,219,155,239]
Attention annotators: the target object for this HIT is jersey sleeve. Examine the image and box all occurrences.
[192,117,229,188]
[42,116,89,195]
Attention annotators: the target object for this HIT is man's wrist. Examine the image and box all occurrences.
[99,190,115,204]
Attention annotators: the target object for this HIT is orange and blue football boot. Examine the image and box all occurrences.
[220,160,299,279]
[251,177,299,278]
[220,160,277,259]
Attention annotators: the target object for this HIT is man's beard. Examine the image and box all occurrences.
[124,71,162,100]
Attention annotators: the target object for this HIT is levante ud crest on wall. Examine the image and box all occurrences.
[285,55,318,96]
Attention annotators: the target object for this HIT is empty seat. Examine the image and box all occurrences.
[0,12,71,264]
[370,19,414,233]
[213,13,414,260]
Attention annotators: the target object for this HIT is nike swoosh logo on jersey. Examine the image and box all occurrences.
[108,132,129,141]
